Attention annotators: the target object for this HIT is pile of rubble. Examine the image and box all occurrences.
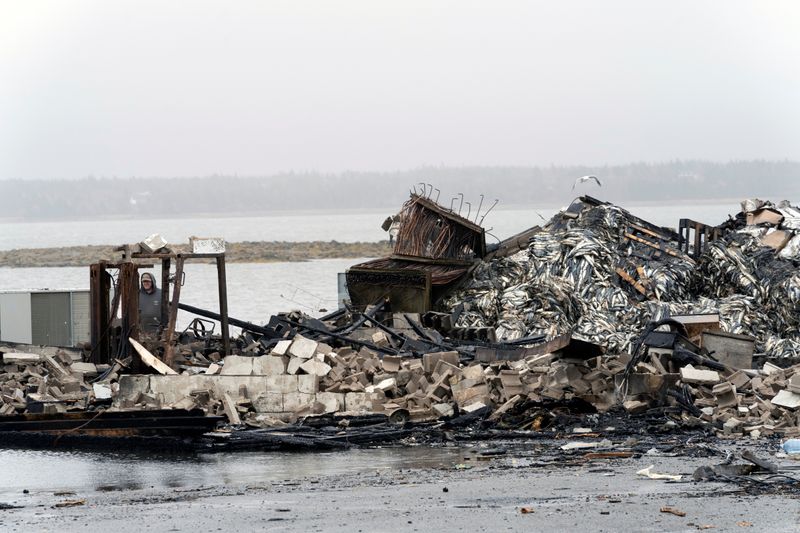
[4,194,800,446]
[443,196,800,361]
[0,346,112,415]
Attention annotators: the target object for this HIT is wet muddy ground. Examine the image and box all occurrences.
[3,438,799,532]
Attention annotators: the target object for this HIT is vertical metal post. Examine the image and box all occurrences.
[216,255,230,356]
[119,262,140,369]
[160,257,171,333]
[162,256,184,367]
[693,223,702,260]
[89,263,111,364]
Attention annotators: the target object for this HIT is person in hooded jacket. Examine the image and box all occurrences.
[139,272,163,334]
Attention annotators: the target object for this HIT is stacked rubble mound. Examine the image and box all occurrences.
[444,197,800,361]
[0,347,111,415]
[115,330,800,439]
[115,334,628,426]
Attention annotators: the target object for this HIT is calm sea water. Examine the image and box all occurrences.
[0,446,465,501]
[0,260,365,327]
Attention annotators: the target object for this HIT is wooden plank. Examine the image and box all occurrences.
[635,266,651,286]
[628,222,671,242]
[615,268,648,295]
[129,337,177,375]
[624,232,685,260]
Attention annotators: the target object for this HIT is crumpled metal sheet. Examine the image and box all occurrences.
[443,198,800,361]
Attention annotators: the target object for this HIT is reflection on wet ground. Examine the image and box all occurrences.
[0,445,467,497]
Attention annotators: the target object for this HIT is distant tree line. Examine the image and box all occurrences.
[1,160,798,220]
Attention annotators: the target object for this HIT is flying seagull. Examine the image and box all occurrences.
[572,175,602,190]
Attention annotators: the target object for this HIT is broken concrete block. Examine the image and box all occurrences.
[623,399,648,414]
[453,383,490,407]
[345,392,385,413]
[422,351,459,374]
[712,382,738,408]
[222,393,241,425]
[727,370,751,389]
[266,375,299,394]
[288,335,318,359]
[286,357,304,375]
[43,355,71,380]
[433,359,462,380]
[406,359,424,374]
[252,392,283,413]
[787,374,800,394]
[69,362,98,377]
[57,377,82,394]
[375,378,397,392]
[2,353,42,365]
[92,383,112,400]
[461,365,485,382]
[252,356,287,375]
[772,390,800,410]
[283,392,315,412]
[462,401,487,413]
[680,364,720,385]
[220,355,254,375]
[344,392,369,412]
[205,363,221,375]
[723,417,743,435]
[315,392,345,413]
[140,233,168,252]
[371,331,389,347]
[271,339,292,356]
[432,402,455,418]
[299,358,332,377]
[381,355,402,373]
[297,374,319,394]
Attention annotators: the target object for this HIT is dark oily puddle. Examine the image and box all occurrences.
[0,444,477,500]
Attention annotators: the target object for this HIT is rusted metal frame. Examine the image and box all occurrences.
[388,254,474,266]
[162,256,185,367]
[397,195,487,259]
[89,263,111,364]
[216,255,230,356]
[118,262,140,369]
[160,257,171,333]
[411,193,485,233]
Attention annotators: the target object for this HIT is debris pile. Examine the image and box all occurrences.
[443,196,800,361]
[0,347,111,415]
[613,319,800,438]
[116,334,629,426]
[5,193,800,447]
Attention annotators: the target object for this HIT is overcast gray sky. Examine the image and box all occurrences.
[1,1,798,179]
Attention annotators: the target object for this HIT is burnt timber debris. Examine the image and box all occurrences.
[4,193,800,457]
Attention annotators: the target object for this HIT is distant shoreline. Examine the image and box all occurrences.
[0,241,392,268]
